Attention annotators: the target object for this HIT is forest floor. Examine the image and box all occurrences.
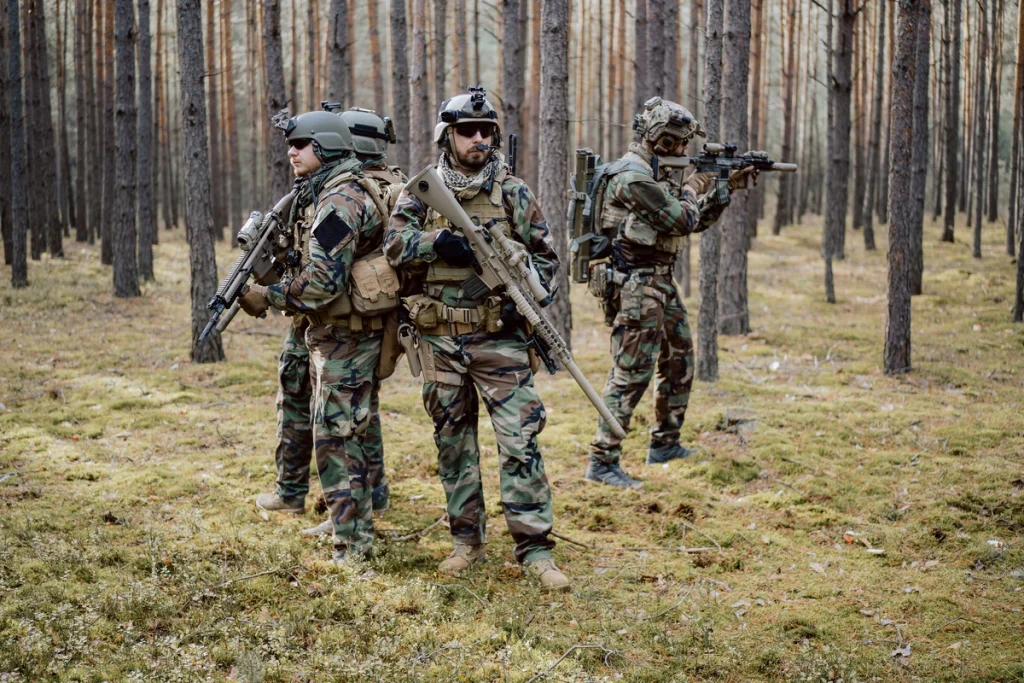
[1,215,1022,682]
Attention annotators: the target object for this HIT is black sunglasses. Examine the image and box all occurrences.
[453,123,495,139]
[289,138,312,150]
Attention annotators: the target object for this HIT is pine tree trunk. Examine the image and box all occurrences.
[327,0,349,105]
[367,1,385,110]
[850,6,868,233]
[960,1,971,214]
[433,0,447,109]
[664,0,678,100]
[942,0,960,241]
[596,0,604,154]
[473,0,479,85]
[88,0,101,242]
[453,0,468,89]
[262,0,290,198]
[538,0,571,345]
[932,15,944,222]
[984,0,1000,224]
[23,0,40,260]
[7,0,28,285]
[288,0,296,105]
[647,0,664,96]
[824,0,836,302]
[687,0,701,120]
[501,0,524,137]
[909,0,931,294]
[102,0,115,264]
[73,0,88,242]
[390,0,409,170]
[205,0,224,239]
[862,0,885,251]
[746,0,763,235]
[884,0,919,375]
[1008,0,1023,257]
[772,0,796,234]
[306,0,315,109]
[525,0,540,185]
[137,0,154,280]
[696,0,723,381]
[825,0,854,265]
[614,0,625,154]
[177,0,225,362]
[410,0,431,171]
[633,0,647,112]
[877,0,894,223]
[0,0,11,264]
[221,0,241,230]
[58,0,75,239]
[971,0,987,258]
[113,0,139,296]
[27,0,62,259]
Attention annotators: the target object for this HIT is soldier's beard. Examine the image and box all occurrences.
[452,148,490,172]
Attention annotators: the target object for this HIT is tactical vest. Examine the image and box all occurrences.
[602,151,686,256]
[423,183,509,285]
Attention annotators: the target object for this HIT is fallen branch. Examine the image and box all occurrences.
[0,472,22,484]
[388,514,449,542]
[525,644,627,683]
[780,456,820,475]
[680,521,723,555]
[217,564,301,589]
[644,585,696,622]
[926,616,983,635]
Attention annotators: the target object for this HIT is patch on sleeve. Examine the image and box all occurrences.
[312,212,354,253]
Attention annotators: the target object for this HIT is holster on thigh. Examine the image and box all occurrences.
[419,340,464,386]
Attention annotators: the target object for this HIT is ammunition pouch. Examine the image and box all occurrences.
[402,293,506,337]
[350,251,400,315]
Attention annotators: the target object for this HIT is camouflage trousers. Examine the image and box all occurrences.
[275,322,385,535]
[305,323,384,557]
[418,328,555,564]
[591,274,694,464]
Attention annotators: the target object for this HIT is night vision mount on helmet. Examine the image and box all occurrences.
[434,86,503,150]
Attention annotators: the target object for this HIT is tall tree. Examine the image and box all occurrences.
[306,0,315,109]
[138,0,154,280]
[850,4,868,233]
[772,0,797,234]
[177,0,224,361]
[57,0,75,239]
[28,0,63,258]
[825,0,854,267]
[433,0,447,108]
[262,0,290,198]
[663,0,678,99]
[113,0,139,296]
[0,0,10,263]
[1009,0,1024,257]
[633,0,648,112]
[746,0,763,235]
[942,0,960,241]
[696,0,722,381]
[73,0,87,243]
[538,0,571,344]
[390,0,409,170]
[823,0,836,302]
[971,0,987,259]
[220,0,241,229]
[410,0,431,171]
[909,0,931,294]
[205,0,223,238]
[501,0,525,138]
[327,0,350,105]
[862,0,885,251]
[526,0,541,185]
[7,0,27,285]
[454,0,468,89]
[102,0,115,264]
[984,0,1000,224]
[614,0,626,153]
[884,0,920,375]
[367,1,385,110]
[647,0,665,96]
[87,0,100,243]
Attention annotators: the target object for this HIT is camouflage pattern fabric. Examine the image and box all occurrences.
[263,160,389,556]
[419,328,554,564]
[591,275,694,464]
[307,323,383,557]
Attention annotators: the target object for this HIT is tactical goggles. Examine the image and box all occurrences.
[452,122,496,139]
[288,138,312,150]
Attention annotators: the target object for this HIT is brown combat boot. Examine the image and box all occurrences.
[254,492,305,514]
[527,559,571,592]
[437,543,486,575]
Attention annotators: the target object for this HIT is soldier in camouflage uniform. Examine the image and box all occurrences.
[585,97,740,490]
[384,87,570,591]
[239,110,397,562]
[299,108,408,538]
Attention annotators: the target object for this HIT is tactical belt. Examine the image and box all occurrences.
[404,293,504,337]
[304,311,386,332]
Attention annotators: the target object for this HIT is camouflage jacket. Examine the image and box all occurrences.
[605,143,702,268]
[384,162,559,309]
[265,161,387,313]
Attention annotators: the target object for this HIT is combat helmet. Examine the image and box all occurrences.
[632,97,704,154]
[283,110,355,162]
[434,86,502,150]
[339,107,397,157]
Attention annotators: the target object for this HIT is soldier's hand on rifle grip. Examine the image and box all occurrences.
[683,171,715,196]
[433,229,475,267]
[728,166,758,191]
[238,284,270,319]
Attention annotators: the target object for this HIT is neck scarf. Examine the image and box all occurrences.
[438,150,507,201]
[290,155,362,223]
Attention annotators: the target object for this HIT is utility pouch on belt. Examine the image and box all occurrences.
[618,275,645,323]
[350,252,400,315]
[484,296,504,333]
[588,262,611,300]
[404,294,438,329]
[375,311,403,380]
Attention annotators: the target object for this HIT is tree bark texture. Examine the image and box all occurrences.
[909,0,931,294]
[87,0,100,242]
[177,0,225,362]
[824,0,836,302]
[137,0,154,281]
[205,0,223,238]
[525,0,541,185]
[390,0,409,170]
[1009,0,1024,257]
[942,0,960,241]
[696,0,723,381]
[862,0,886,251]
[102,0,115,264]
[687,0,701,121]
[262,0,290,199]
[0,0,10,264]
[501,0,525,137]
[28,0,62,258]
[971,0,987,259]
[73,0,87,243]
[884,0,919,376]
[825,0,854,263]
[984,0,999,225]
[633,0,648,113]
[646,0,665,97]
[327,0,349,105]
[367,1,385,110]
[410,0,432,172]
[454,0,468,89]
[772,0,796,234]
[433,0,447,110]
[538,0,571,346]
[850,5,868,234]
[5,0,28,285]
[113,0,139,296]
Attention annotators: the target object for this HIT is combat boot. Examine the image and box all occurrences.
[526,558,572,592]
[646,444,698,465]
[372,483,390,513]
[437,543,486,575]
[254,492,305,514]
[584,457,644,489]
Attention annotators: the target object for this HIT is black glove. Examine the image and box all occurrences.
[433,230,474,267]
[499,301,523,330]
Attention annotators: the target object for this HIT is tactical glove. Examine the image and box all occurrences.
[683,171,715,196]
[498,300,523,331]
[728,166,759,191]
[239,284,270,318]
[433,229,474,267]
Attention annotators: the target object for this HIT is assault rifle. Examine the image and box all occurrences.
[657,142,798,210]
[407,165,628,439]
[198,190,298,343]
